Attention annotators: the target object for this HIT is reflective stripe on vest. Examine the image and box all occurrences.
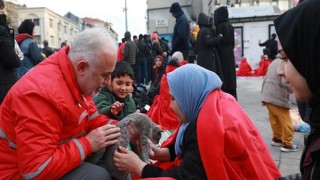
[72,139,85,161]
[88,111,99,121]
[58,131,85,145]
[22,157,52,179]
[0,128,16,149]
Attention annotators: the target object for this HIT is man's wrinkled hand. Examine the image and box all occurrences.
[86,124,121,152]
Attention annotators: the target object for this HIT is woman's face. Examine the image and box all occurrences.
[155,58,163,68]
[169,91,187,123]
[277,56,312,101]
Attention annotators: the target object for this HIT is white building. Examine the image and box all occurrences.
[17,7,80,49]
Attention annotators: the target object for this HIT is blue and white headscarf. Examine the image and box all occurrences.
[167,64,222,156]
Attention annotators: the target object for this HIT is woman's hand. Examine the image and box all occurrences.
[148,142,170,161]
[114,146,147,175]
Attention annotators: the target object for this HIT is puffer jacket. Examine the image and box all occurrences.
[0,46,113,179]
[16,34,43,78]
[261,58,291,108]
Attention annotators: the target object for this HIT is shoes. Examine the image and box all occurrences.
[281,144,299,152]
[271,138,282,147]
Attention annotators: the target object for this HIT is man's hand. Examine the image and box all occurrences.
[86,124,121,152]
[162,52,167,57]
[111,101,124,116]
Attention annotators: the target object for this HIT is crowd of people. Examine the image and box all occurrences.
[0,0,319,179]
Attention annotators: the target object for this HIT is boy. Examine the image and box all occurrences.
[261,53,297,152]
[95,61,136,120]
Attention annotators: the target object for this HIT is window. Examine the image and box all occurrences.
[64,25,67,33]
[49,19,54,28]
[50,35,54,46]
[33,19,39,26]
[33,35,41,44]
[26,18,40,26]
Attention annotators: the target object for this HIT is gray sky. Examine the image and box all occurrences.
[16,0,148,41]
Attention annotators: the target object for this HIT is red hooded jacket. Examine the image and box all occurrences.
[147,65,179,130]
[141,90,281,179]
[0,46,114,179]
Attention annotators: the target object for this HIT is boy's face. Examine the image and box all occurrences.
[109,75,133,99]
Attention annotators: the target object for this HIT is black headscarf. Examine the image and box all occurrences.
[274,0,320,130]
[18,19,35,36]
[214,6,229,26]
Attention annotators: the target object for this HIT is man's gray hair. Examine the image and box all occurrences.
[68,28,118,66]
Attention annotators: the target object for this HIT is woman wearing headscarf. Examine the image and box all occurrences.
[197,12,223,80]
[214,6,237,99]
[274,0,320,178]
[146,60,180,131]
[0,1,21,104]
[114,64,281,179]
[15,19,43,78]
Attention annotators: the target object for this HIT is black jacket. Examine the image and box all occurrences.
[214,7,236,90]
[0,14,20,104]
[197,12,223,80]
[141,120,207,179]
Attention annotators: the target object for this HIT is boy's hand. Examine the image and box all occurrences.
[111,101,124,116]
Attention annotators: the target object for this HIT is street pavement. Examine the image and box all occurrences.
[237,76,304,177]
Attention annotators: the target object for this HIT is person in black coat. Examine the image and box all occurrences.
[214,6,237,100]
[259,33,278,61]
[197,12,224,81]
[0,5,21,104]
[169,2,191,61]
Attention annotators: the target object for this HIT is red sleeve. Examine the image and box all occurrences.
[14,92,90,179]
[197,90,281,179]
[85,98,118,132]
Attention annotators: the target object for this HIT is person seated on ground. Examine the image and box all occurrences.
[254,55,271,76]
[95,61,136,120]
[237,57,253,76]
[0,28,121,179]
[148,55,165,100]
[261,50,297,152]
[114,64,281,179]
[171,51,188,66]
[274,0,320,178]
[147,60,180,131]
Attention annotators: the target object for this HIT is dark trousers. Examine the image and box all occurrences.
[136,60,149,84]
[61,150,111,180]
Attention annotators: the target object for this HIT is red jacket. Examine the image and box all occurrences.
[237,59,253,76]
[0,46,113,179]
[147,65,179,130]
[145,90,281,179]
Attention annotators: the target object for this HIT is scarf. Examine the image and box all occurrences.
[167,64,222,156]
[274,0,320,130]
[15,33,33,45]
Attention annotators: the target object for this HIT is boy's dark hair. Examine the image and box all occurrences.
[167,59,180,67]
[111,61,135,81]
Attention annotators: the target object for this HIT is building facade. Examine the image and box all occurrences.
[17,7,80,49]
